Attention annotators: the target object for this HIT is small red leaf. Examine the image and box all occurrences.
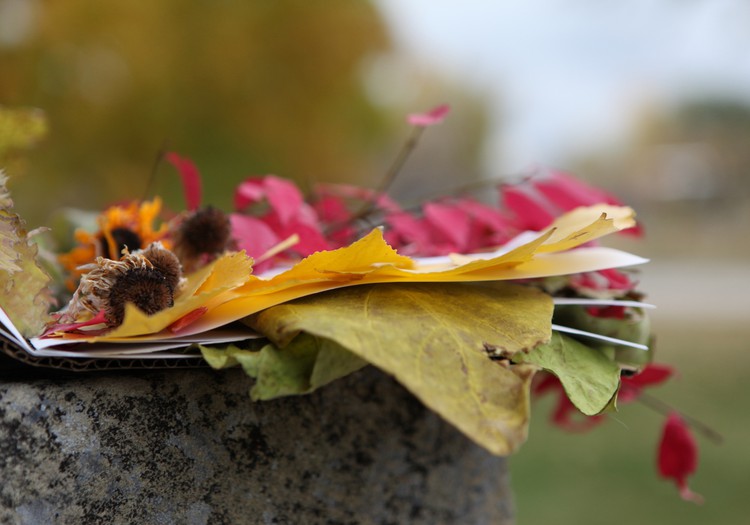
[234,177,266,212]
[166,152,202,211]
[229,213,281,261]
[407,104,450,126]
[43,310,109,336]
[424,202,472,252]
[502,183,558,231]
[263,176,305,228]
[534,168,620,209]
[658,413,703,503]
[618,363,674,403]
[168,307,208,334]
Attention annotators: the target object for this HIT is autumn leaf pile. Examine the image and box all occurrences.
[0,105,707,501]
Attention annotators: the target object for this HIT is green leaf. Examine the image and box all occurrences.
[199,343,262,370]
[516,331,621,416]
[200,337,368,400]
[247,282,553,455]
[0,173,52,337]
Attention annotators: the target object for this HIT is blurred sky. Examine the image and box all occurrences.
[375,0,750,176]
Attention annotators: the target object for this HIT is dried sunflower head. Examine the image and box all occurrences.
[59,242,182,328]
[171,206,234,273]
[58,198,169,290]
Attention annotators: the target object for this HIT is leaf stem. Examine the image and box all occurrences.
[633,390,724,445]
[141,141,169,202]
[326,125,425,234]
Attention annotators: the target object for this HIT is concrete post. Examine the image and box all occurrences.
[1,366,514,524]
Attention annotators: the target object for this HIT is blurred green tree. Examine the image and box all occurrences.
[0,1,395,224]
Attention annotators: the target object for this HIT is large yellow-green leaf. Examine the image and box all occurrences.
[516,331,621,415]
[246,282,553,455]
[0,173,52,337]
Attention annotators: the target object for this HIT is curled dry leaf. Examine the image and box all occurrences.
[0,173,52,337]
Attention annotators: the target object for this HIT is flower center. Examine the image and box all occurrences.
[102,227,142,259]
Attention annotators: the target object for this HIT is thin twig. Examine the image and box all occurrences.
[325,125,425,234]
[397,176,513,214]
[141,141,169,201]
[633,390,724,445]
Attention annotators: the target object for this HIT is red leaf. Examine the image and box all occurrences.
[233,176,329,262]
[658,413,703,503]
[385,211,434,255]
[570,269,637,295]
[533,168,621,209]
[43,310,109,336]
[407,104,450,126]
[531,168,643,237]
[234,177,267,211]
[314,194,351,224]
[598,268,635,290]
[424,202,472,252]
[263,176,305,228]
[585,305,628,319]
[315,183,401,214]
[502,183,558,231]
[455,198,517,249]
[168,307,208,334]
[263,213,329,256]
[229,213,281,260]
[618,364,674,403]
[166,152,202,211]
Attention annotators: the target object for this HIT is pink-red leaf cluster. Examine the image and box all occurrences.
[503,167,643,235]
[165,148,640,274]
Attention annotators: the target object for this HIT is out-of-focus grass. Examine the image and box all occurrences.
[510,320,750,524]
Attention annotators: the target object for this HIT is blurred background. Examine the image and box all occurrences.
[1,0,748,522]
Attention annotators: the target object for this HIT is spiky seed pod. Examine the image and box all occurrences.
[60,249,175,327]
[171,206,233,273]
[140,242,183,294]
[105,265,174,326]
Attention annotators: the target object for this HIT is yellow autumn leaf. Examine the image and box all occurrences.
[537,205,636,253]
[87,204,640,341]
[183,205,641,335]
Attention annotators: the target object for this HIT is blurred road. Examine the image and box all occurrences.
[638,260,750,324]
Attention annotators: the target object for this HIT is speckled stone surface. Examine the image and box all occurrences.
[0,366,513,525]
